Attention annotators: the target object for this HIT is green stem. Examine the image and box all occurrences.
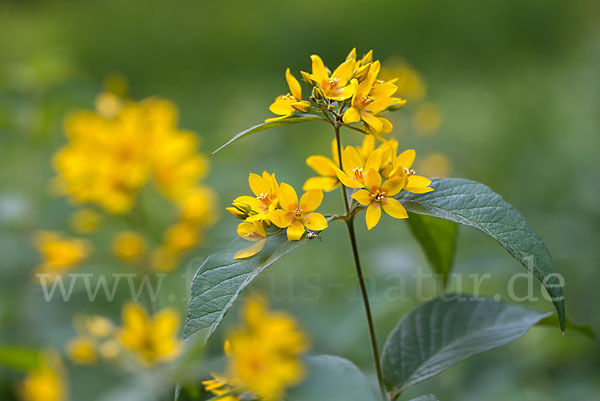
[333,123,387,401]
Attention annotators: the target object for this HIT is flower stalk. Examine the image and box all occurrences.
[333,122,388,401]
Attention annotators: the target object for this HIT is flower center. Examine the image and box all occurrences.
[352,167,363,180]
[327,77,340,90]
[371,189,387,202]
[404,168,416,176]
[292,207,303,218]
[360,95,374,107]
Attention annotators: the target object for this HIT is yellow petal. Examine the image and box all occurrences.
[381,177,407,196]
[249,173,269,197]
[380,117,393,134]
[381,198,408,219]
[346,48,357,61]
[361,135,375,160]
[365,203,381,230]
[396,150,416,169]
[365,169,382,192]
[331,58,356,84]
[364,149,383,173]
[303,176,339,192]
[300,190,323,212]
[405,175,434,193]
[333,166,364,189]
[292,100,312,113]
[352,189,372,206]
[335,79,357,100]
[310,54,329,83]
[306,155,337,176]
[285,68,302,100]
[278,182,298,211]
[343,107,361,124]
[269,209,293,228]
[342,146,363,172]
[361,112,384,134]
[265,114,292,123]
[287,220,305,241]
[302,213,328,231]
[235,239,266,259]
[268,97,297,116]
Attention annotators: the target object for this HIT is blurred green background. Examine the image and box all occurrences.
[1,0,599,400]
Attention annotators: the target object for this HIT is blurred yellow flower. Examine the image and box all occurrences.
[379,59,426,101]
[413,102,443,136]
[33,231,90,282]
[19,353,66,401]
[150,246,180,273]
[118,303,182,366]
[202,375,239,401]
[177,186,218,224]
[111,231,147,263]
[417,152,452,178]
[53,97,211,214]
[164,221,200,252]
[205,296,309,401]
[68,208,102,234]
[66,337,97,364]
[266,68,311,122]
[268,183,327,241]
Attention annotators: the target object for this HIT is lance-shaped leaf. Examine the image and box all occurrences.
[288,355,377,401]
[397,178,565,331]
[406,213,457,288]
[211,114,328,154]
[183,233,309,344]
[382,296,550,395]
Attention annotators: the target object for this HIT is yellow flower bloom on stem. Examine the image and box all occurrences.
[266,68,311,122]
[217,295,309,401]
[342,61,406,136]
[111,230,147,263]
[235,221,267,259]
[351,169,410,230]
[234,171,279,222]
[305,54,357,101]
[66,337,97,364]
[268,183,328,241]
[33,231,90,282]
[387,149,435,194]
[303,139,340,192]
[118,303,182,366]
[19,353,66,401]
[333,146,383,189]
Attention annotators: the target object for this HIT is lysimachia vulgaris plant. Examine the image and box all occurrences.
[181,49,567,401]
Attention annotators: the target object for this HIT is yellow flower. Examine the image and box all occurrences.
[164,221,200,252]
[33,231,90,282]
[66,337,97,364]
[232,171,279,222]
[178,186,218,224]
[266,68,312,122]
[305,54,356,101]
[118,303,182,366]
[209,295,309,400]
[303,139,341,192]
[333,146,383,189]
[202,375,240,401]
[235,221,267,259]
[68,208,102,234]
[19,353,66,401]
[387,149,435,194]
[342,61,406,136]
[111,231,147,263]
[351,169,410,230]
[268,183,328,241]
[413,102,443,136]
[379,59,427,101]
[85,315,114,338]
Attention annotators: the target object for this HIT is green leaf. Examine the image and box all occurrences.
[0,346,42,372]
[408,396,439,401]
[406,213,457,288]
[536,316,597,341]
[211,114,328,155]
[287,355,377,401]
[183,233,309,343]
[397,178,565,332]
[382,296,551,395]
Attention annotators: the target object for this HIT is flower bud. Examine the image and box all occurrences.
[300,71,316,87]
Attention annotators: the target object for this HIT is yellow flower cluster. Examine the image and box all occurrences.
[306,135,433,229]
[227,172,328,259]
[19,353,66,401]
[32,231,90,283]
[203,295,309,401]
[66,303,182,367]
[48,91,217,273]
[267,49,406,137]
